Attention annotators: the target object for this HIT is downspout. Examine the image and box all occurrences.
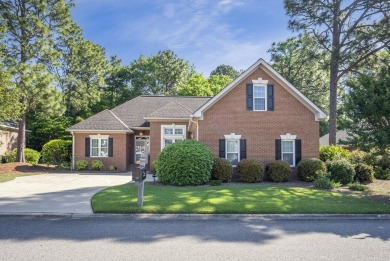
[189,115,199,141]
[71,131,75,170]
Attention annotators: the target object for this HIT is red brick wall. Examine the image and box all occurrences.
[0,129,18,155]
[198,66,319,162]
[149,122,189,166]
[73,132,130,171]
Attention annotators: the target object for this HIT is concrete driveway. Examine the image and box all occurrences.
[0,173,131,214]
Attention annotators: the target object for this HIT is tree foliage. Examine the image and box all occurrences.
[210,64,240,79]
[130,50,193,95]
[0,0,74,161]
[284,0,390,145]
[178,73,231,96]
[345,62,390,159]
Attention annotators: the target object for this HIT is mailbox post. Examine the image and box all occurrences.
[133,167,146,206]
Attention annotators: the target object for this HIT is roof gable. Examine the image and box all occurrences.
[193,59,327,121]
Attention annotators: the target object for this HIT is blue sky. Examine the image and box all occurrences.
[71,0,295,75]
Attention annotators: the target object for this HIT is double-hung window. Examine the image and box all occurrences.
[281,140,294,166]
[226,140,239,166]
[91,136,109,157]
[161,125,186,150]
[253,85,266,111]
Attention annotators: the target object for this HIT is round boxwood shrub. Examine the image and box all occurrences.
[41,139,72,165]
[5,148,41,164]
[91,160,104,170]
[156,140,213,186]
[320,145,350,162]
[326,159,355,185]
[266,160,291,182]
[76,160,88,170]
[354,163,374,183]
[238,159,264,183]
[211,158,232,182]
[297,158,326,182]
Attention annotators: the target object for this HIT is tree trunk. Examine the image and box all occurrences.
[16,113,26,162]
[329,0,341,145]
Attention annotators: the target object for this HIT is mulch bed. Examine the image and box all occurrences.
[0,162,57,174]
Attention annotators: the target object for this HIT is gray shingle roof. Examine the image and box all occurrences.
[0,120,19,129]
[67,109,130,131]
[67,96,211,131]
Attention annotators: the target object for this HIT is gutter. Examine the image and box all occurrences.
[71,131,75,170]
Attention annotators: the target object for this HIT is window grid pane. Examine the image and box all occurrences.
[92,139,98,147]
[282,153,294,166]
[174,129,183,135]
[164,128,173,135]
[101,139,108,148]
[227,153,239,165]
[254,98,265,110]
[282,141,293,153]
[92,148,99,156]
[254,86,265,98]
[226,141,238,153]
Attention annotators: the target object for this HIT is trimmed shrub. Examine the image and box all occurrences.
[5,148,40,164]
[76,160,88,170]
[152,160,159,173]
[348,150,376,165]
[354,163,374,183]
[266,160,290,182]
[297,158,326,182]
[91,160,104,170]
[326,159,355,185]
[211,158,232,182]
[238,159,264,183]
[156,140,213,186]
[41,139,72,165]
[208,179,222,186]
[376,155,390,170]
[374,167,390,180]
[314,177,341,189]
[320,145,350,162]
[109,165,117,171]
[348,182,368,191]
[56,162,71,170]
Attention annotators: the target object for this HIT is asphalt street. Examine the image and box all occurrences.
[0,215,389,261]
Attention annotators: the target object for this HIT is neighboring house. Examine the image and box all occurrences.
[0,121,19,156]
[67,58,327,171]
[320,130,354,150]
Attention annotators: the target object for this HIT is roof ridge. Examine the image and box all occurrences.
[108,110,130,130]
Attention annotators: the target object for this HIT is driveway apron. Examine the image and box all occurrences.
[0,173,131,214]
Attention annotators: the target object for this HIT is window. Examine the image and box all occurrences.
[226,140,239,166]
[91,137,108,157]
[253,85,266,111]
[161,125,186,150]
[281,140,294,166]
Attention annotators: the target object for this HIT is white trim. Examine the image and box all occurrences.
[89,135,109,157]
[280,133,297,140]
[66,130,132,133]
[71,131,75,170]
[130,127,150,130]
[134,135,150,164]
[281,139,295,167]
[193,58,327,121]
[144,117,189,122]
[253,85,267,111]
[224,133,242,140]
[252,78,269,84]
[160,124,186,151]
[0,124,19,131]
[225,138,240,167]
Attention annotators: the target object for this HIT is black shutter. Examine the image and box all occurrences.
[275,139,281,160]
[240,139,247,160]
[85,138,90,157]
[108,138,113,157]
[246,83,253,110]
[295,139,302,165]
[219,139,226,158]
[267,84,274,111]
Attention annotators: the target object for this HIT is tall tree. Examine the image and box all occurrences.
[52,22,108,118]
[268,34,329,111]
[0,0,73,162]
[344,62,390,159]
[131,50,193,95]
[284,0,390,145]
[210,64,240,79]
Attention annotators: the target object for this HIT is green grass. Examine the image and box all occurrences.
[0,172,42,183]
[92,183,390,214]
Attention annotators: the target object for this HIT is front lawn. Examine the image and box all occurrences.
[92,183,390,214]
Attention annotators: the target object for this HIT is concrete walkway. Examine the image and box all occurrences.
[0,173,132,214]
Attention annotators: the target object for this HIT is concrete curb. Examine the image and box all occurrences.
[1,212,390,221]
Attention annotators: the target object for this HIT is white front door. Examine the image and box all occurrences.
[135,136,150,165]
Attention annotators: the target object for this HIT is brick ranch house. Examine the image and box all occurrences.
[67,58,326,171]
[0,121,20,157]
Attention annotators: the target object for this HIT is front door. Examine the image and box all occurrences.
[135,136,150,165]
